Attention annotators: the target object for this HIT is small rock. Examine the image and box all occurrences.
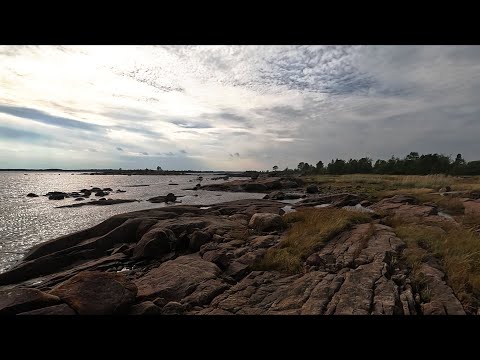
[128,301,161,315]
[75,197,85,201]
[161,301,185,315]
[189,231,212,252]
[153,297,167,308]
[27,193,39,197]
[248,213,286,232]
[165,193,176,203]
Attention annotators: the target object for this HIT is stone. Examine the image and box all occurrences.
[0,287,61,315]
[189,231,212,252]
[27,193,39,197]
[306,185,319,194]
[161,301,185,315]
[18,303,76,315]
[134,254,222,301]
[50,271,137,315]
[128,301,162,315]
[49,194,65,200]
[165,193,176,203]
[248,213,286,232]
[134,228,177,259]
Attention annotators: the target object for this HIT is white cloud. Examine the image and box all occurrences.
[1,45,480,170]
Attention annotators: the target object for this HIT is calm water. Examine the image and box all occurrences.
[0,172,265,273]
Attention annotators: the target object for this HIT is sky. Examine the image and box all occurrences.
[1,45,480,170]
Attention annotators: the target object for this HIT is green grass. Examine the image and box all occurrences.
[252,208,372,274]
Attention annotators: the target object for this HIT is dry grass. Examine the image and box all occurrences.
[391,219,480,311]
[306,174,480,202]
[253,208,371,273]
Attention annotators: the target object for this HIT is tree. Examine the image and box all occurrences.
[273,165,279,172]
[297,162,305,171]
[316,161,324,171]
[157,166,162,171]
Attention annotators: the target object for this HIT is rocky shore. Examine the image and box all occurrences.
[2,173,478,315]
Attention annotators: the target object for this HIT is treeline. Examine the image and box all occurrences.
[279,152,480,175]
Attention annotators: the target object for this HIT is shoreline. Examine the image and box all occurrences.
[1,175,479,315]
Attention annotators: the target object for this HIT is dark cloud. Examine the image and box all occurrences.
[87,148,97,152]
[234,152,240,157]
[116,147,123,151]
[169,120,213,129]
[0,105,101,131]
[140,152,149,156]
[179,149,187,154]
[0,125,52,141]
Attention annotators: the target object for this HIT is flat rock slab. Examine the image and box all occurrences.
[18,303,76,315]
[0,287,61,315]
[49,271,137,315]
[134,254,222,302]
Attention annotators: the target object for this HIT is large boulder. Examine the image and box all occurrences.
[134,254,222,301]
[0,287,61,315]
[49,271,137,315]
[133,228,177,259]
[248,213,286,232]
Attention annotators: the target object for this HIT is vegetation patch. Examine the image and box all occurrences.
[391,219,480,312]
[252,208,372,274]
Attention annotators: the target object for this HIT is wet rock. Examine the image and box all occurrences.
[95,191,108,197]
[49,194,65,200]
[116,189,126,193]
[103,188,113,191]
[166,193,176,203]
[0,287,61,315]
[248,213,286,232]
[49,271,137,315]
[27,193,39,197]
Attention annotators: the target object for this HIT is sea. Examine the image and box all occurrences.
[0,171,265,273]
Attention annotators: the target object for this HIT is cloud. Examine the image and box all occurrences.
[0,105,101,131]
[169,120,213,129]
[140,152,149,155]
[3,45,480,170]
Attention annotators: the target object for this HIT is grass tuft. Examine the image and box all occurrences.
[252,208,371,273]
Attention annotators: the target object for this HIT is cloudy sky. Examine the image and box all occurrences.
[1,45,479,170]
